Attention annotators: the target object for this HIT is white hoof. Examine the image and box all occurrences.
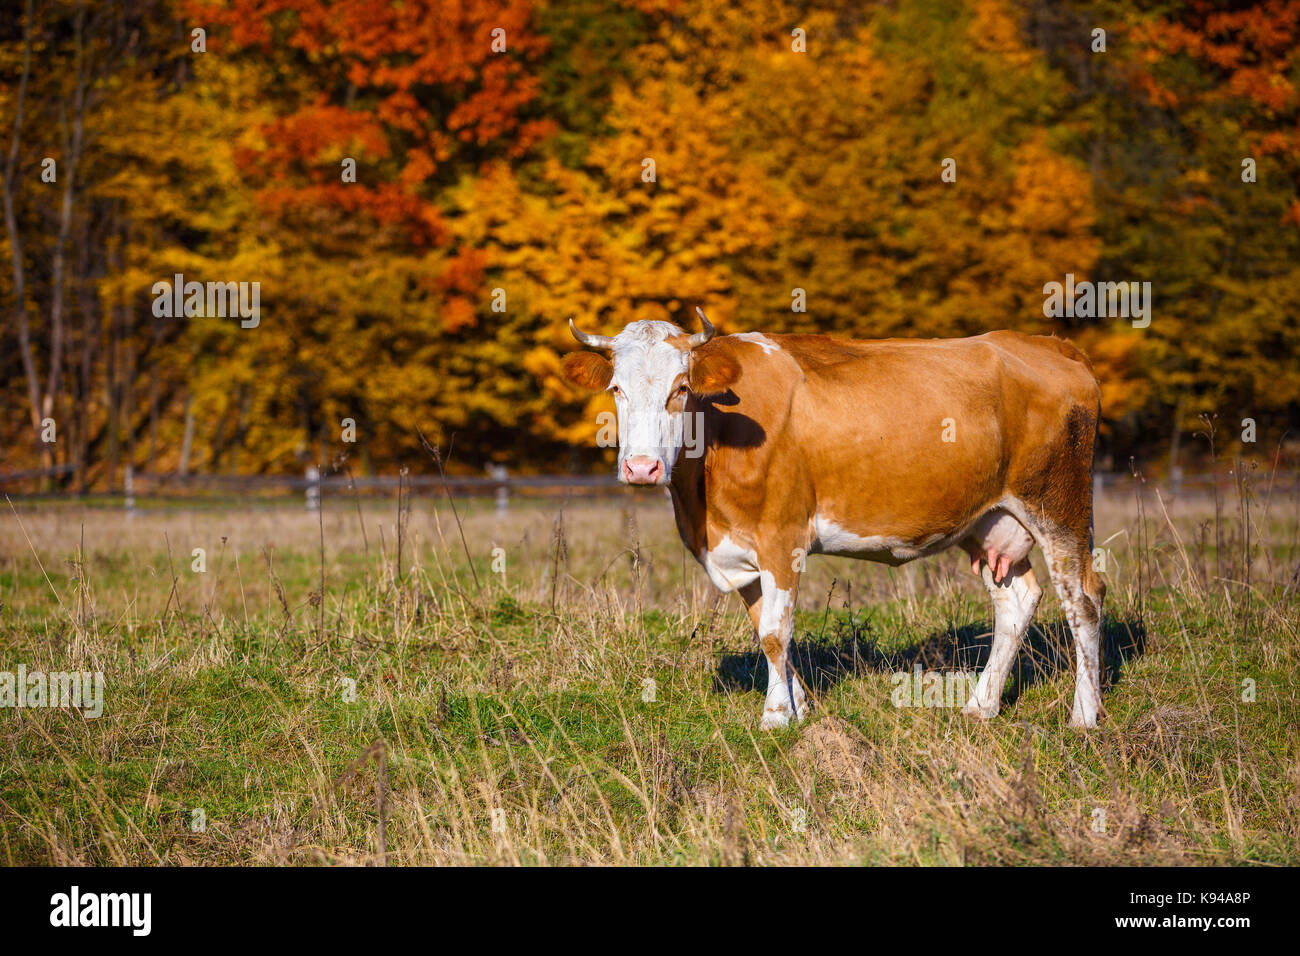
[962,699,1000,720]
[1068,709,1099,730]
[1070,691,1101,729]
[760,707,793,730]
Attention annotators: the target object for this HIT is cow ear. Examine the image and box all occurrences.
[562,351,614,391]
[689,352,740,396]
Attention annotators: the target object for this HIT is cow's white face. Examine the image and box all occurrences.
[562,314,739,486]
[608,322,692,485]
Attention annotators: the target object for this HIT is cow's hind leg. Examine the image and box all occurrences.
[740,567,807,730]
[963,560,1041,719]
[1037,531,1106,729]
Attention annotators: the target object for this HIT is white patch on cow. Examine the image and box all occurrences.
[608,320,692,483]
[699,535,760,592]
[732,331,779,354]
[757,569,790,636]
[811,515,948,563]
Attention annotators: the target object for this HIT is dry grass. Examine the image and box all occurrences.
[0,474,1297,865]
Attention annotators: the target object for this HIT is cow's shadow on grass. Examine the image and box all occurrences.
[712,611,1147,706]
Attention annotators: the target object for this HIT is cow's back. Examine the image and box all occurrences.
[698,330,1099,539]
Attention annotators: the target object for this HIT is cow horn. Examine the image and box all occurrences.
[568,318,616,350]
[686,307,715,348]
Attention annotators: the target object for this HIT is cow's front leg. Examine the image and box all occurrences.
[740,568,806,729]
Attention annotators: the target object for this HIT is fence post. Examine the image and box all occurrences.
[306,466,320,511]
[125,464,135,516]
[1093,471,1103,506]
[487,463,508,516]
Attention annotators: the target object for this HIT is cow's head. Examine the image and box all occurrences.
[563,309,740,485]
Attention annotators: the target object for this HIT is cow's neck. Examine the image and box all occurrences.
[667,427,710,558]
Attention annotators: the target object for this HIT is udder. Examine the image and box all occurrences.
[962,509,1035,583]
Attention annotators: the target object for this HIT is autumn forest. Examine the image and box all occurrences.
[2,0,1299,488]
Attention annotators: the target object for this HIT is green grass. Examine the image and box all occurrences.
[0,491,1297,865]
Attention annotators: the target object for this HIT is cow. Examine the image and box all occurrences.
[562,309,1105,731]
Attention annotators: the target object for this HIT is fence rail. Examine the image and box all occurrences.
[0,466,630,508]
[0,463,77,482]
[1,466,1297,511]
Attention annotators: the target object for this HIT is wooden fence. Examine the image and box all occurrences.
[1,465,1295,513]
[0,465,628,510]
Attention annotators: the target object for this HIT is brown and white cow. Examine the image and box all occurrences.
[563,310,1105,730]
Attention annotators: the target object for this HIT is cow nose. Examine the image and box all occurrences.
[622,456,663,485]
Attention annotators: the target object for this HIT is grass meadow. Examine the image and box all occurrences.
[1,472,1298,866]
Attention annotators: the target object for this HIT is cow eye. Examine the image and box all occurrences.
[610,385,623,397]
[676,384,689,395]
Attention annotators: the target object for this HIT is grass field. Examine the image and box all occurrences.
[1,474,1298,866]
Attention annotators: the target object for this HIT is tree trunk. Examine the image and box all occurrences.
[42,4,88,483]
[77,210,96,493]
[179,394,195,476]
[149,305,161,472]
[2,0,42,463]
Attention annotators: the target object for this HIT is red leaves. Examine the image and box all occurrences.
[209,0,553,238]
[1132,1,1300,115]
[437,249,487,297]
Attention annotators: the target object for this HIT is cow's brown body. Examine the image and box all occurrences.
[671,331,1098,570]
[565,318,1106,729]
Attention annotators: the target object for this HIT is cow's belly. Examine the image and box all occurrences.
[809,507,1036,569]
[693,508,1038,585]
[809,514,958,565]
